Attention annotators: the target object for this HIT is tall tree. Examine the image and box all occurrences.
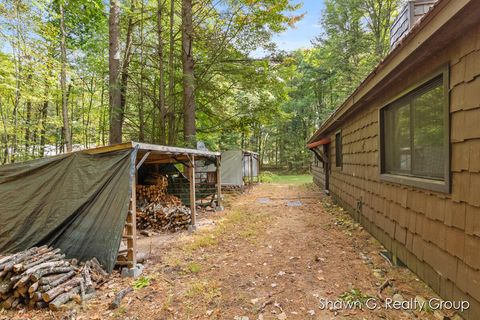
[109,0,122,144]
[157,0,166,144]
[181,0,196,147]
[59,1,72,152]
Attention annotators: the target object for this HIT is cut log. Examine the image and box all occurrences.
[31,292,42,301]
[0,277,13,294]
[2,296,15,309]
[38,270,76,293]
[108,287,133,309]
[30,266,74,282]
[42,277,82,302]
[15,250,63,272]
[48,286,81,311]
[28,282,39,294]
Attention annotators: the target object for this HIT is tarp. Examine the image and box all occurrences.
[0,149,137,273]
[221,150,244,186]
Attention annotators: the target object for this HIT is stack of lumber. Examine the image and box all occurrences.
[0,246,106,311]
[136,174,191,232]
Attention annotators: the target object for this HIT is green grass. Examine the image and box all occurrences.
[269,174,312,184]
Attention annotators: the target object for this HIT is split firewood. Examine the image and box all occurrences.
[14,261,68,288]
[30,266,75,282]
[28,282,39,294]
[42,277,82,302]
[2,296,15,309]
[13,249,61,272]
[38,273,67,285]
[0,246,106,310]
[2,246,48,272]
[109,287,133,310]
[49,286,81,311]
[39,270,76,293]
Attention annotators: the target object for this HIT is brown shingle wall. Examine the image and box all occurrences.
[313,23,480,319]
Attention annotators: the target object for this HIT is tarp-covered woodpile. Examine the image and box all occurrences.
[0,149,136,273]
[136,174,192,231]
[0,246,106,310]
[0,141,221,277]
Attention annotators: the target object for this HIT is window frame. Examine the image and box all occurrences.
[335,130,342,168]
[379,65,450,193]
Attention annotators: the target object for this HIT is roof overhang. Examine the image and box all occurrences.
[83,141,221,165]
[306,138,331,149]
[308,0,480,143]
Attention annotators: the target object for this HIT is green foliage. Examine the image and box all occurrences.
[259,171,275,183]
[132,276,151,290]
[339,288,372,305]
[0,0,401,170]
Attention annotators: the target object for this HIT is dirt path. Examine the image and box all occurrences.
[4,183,447,320]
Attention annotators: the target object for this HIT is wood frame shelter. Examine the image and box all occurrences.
[84,142,222,269]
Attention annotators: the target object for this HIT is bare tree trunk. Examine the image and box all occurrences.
[138,0,145,142]
[0,97,8,164]
[60,1,72,152]
[119,1,135,139]
[109,0,122,144]
[158,0,167,144]
[167,0,176,145]
[181,0,196,147]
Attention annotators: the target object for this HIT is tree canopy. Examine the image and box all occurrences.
[0,0,402,170]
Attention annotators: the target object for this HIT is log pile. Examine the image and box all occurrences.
[136,174,191,232]
[137,204,191,231]
[0,246,106,311]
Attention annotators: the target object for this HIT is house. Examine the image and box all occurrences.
[307,0,480,318]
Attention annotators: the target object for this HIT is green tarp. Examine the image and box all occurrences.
[0,148,137,273]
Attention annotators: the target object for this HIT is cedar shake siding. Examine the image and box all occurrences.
[309,1,480,319]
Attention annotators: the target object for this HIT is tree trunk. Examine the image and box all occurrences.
[158,0,167,144]
[138,0,145,142]
[181,0,196,147]
[60,1,72,152]
[109,0,122,145]
[167,0,176,145]
[119,1,135,141]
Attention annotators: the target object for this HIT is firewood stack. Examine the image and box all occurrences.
[136,174,192,232]
[0,246,106,311]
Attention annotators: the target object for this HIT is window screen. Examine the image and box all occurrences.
[381,75,446,181]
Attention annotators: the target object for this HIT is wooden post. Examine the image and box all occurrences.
[125,173,137,268]
[188,155,196,229]
[249,154,253,184]
[215,155,223,211]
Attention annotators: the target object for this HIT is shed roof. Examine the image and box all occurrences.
[307,0,480,143]
[83,141,221,165]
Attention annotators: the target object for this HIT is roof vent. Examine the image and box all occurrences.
[390,0,438,50]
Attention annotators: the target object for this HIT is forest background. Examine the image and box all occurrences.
[0,0,404,171]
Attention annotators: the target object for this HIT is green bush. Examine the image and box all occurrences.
[259,171,275,183]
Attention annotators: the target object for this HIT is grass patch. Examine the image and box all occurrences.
[260,172,312,185]
[184,234,218,252]
[186,280,221,303]
[185,262,202,274]
[339,288,372,306]
[182,209,267,254]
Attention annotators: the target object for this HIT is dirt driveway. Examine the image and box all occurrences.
[4,182,453,320]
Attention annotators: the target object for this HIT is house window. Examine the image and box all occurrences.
[380,70,449,192]
[335,131,342,168]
